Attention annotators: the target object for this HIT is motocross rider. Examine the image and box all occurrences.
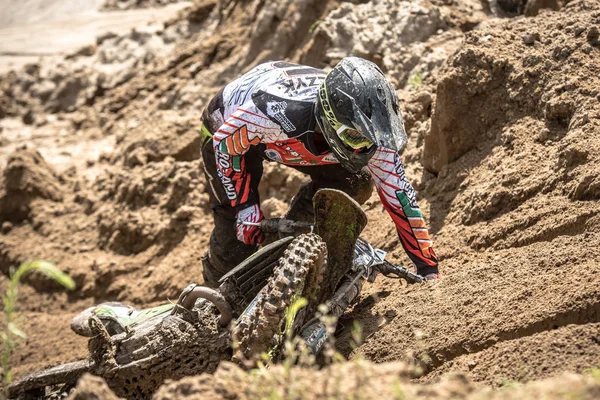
[200,57,439,287]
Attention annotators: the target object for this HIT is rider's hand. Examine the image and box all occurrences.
[423,273,439,281]
[235,204,265,245]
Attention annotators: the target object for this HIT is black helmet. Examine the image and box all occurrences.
[315,57,408,173]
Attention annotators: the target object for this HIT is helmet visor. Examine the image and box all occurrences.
[336,125,374,150]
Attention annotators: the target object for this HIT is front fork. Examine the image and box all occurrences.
[299,271,365,354]
[299,237,414,354]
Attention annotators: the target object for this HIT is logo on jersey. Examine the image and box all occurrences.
[393,152,406,179]
[282,76,325,95]
[219,125,260,156]
[264,149,282,162]
[215,152,237,200]
[322,153,338,163]
[266,101,296,132]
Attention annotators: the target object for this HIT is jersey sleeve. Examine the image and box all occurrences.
[211,105,269,209]
[366,148,439,275]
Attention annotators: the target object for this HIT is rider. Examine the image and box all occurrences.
[200,57,439,287]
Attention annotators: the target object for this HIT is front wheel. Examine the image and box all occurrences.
[8,359,91,399]
[231,233,327,367]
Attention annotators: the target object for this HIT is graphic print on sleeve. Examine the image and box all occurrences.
[212,106,277,207]
[367,148,438,273]
[210,61,338,207]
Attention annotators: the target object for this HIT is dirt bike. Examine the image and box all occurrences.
[8,189,423,399]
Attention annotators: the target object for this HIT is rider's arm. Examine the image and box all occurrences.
[211,106,269,244]
[366,148,439,276]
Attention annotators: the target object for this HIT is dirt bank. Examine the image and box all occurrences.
[0,1,191,73]
[1,0,599,398]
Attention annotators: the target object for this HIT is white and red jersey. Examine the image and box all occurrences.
[206,61,437,272]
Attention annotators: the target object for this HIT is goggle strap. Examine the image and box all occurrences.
[336,124,351,135]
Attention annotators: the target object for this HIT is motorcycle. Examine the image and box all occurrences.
[9,189,422,399]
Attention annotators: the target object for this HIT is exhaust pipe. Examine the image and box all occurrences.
[174,284,233,327]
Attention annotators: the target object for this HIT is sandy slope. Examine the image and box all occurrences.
[0,0,106,27]
[0,1,190,73]
[1,0,600,398]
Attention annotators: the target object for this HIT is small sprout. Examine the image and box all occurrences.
[408,71,423,89]
[497,377,520,388]
[584,366,600,382]
[27,260,76,290]
[350,320,363,351]
[285,297,308,338]
[309,20,322,33]
[393,379,406,400]
[7,323,26,340]
[2,260,74,395]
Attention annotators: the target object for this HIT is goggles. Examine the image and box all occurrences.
[336,125,373,150]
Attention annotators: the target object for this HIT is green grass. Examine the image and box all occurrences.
[497,377,521,388]
[584,366,600,382]
[1,260,75,396]
[392,379,406,400]
[350,320,363,351]
[309,20,322,33]
[408,71,423,89]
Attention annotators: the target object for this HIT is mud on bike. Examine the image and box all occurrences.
[9,189,423,399]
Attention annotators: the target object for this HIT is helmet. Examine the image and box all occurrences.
[315,57,408,173]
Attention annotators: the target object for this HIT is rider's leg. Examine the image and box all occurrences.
[202,209,258,287]
[285,164,373,222]
[199,124,264,287]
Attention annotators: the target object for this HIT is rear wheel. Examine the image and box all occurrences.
[231,233,327,367]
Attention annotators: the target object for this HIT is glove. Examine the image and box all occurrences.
[235,204,264,245]
[423,273,439,281]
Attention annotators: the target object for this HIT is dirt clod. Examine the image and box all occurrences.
[0,148,64,223]
[587,26,600,45]
[66,373,123,400]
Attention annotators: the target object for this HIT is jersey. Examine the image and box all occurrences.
[205,61,438,273]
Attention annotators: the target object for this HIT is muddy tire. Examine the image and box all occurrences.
[231,233,327,367]
[8,360,90,399]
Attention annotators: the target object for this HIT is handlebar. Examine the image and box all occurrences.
[240,219,424,283]
[376,261,424,284]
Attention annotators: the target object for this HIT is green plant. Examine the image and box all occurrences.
[309,20,322,33]
[282,296,309,372]
[243,297,310,400]
[584,366,600,382]
[248,298,343,399]
[516,363,530,381]
[1,260,75,395]
[408,71,423,89]
[284,297,308,339]
[392,379,406,400]
[497,377,520,388]
[350,320,363,351]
